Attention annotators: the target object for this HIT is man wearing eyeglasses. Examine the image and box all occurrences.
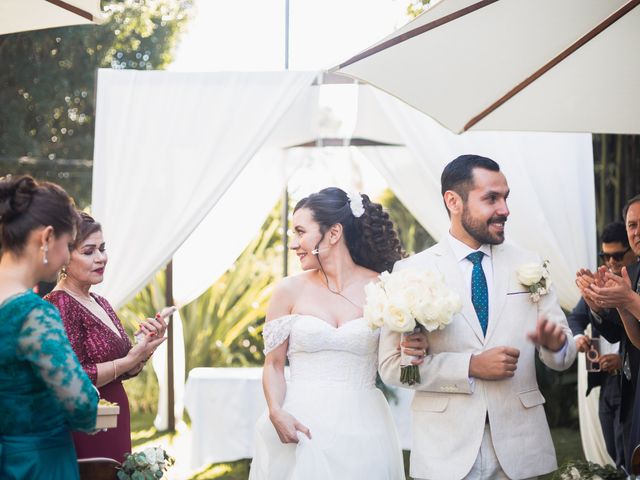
[577,196,640,471]
[570,221,636,467]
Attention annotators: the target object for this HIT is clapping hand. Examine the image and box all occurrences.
[575,268,601,313]
[527,317,566,352]
[588,267,635,310]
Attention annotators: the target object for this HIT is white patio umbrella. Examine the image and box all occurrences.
[334,0,640,134]
[1,0,103,35]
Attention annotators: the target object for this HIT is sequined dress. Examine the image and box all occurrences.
[0,291,98,480]
[249,314,404,480]
[46,290,134,463]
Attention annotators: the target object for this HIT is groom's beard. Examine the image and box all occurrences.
[461,207,507,246]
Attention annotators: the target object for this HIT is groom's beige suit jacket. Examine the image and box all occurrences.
[379,240,577,480]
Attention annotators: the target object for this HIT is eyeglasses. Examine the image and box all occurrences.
[598,247,631,262]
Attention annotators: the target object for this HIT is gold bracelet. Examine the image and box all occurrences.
[112,360,118,381]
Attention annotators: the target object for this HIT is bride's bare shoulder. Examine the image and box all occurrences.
[267,271,317,320]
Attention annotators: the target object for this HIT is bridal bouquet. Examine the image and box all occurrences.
[117,446,175,480]
[364,268,462,385]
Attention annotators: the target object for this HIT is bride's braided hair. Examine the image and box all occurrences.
[294,187,405,273]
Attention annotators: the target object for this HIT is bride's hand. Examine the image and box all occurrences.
[400,331,429,365]
[269,409,312,444]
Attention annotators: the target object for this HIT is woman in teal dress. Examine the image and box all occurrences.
[0,175,98,480]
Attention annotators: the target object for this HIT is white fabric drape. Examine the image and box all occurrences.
[356,86,596,309]
[173,148,289,305]
[577,355,614,465]
[152,309,186,430]
[92,69,318,309]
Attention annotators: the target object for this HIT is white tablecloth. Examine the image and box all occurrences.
[183,367,414,469]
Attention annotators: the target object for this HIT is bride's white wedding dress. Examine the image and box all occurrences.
[249,314,405,480]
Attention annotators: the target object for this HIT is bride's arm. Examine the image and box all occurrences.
[261,280,311,443]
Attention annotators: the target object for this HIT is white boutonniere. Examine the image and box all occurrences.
[516,260,551,303]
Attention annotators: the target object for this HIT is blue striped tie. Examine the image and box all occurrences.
[467,251,488,336]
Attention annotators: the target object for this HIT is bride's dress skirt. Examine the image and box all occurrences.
[251,382,404,479]
[249,315,405,480]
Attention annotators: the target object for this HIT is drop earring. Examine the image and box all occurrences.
[42,245,49,265]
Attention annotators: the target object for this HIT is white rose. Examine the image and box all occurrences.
[364,282,386,329]
[517,263,544,286]
[144,447,157,464]
[150,464,159,473]
[382,303,416,333]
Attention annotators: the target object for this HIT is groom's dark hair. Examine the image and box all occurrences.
[441,154,500,201]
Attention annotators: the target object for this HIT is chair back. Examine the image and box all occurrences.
[631,444,640,475]
[78,457,121,480]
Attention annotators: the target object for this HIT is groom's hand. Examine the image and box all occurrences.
[527,317,566,352]
[469,347,519,380]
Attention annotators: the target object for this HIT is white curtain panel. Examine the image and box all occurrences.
[151,309,186,430]
[92,69,317,309]
[577,349,613,464]
[173,148,291,306]
[358,86,596,310]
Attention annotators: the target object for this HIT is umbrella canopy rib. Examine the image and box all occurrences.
[45,0,93,21]
[335,0,498,71]
[464,0,640,131]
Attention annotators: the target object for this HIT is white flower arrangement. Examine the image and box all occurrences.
[516,260,551,303]
[346,191,365,218]
[364,268,462,384]
[117,446,175,480]
[553,460,625,480]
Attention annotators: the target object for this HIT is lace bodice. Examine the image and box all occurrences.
[0,291,98,434]
[263,314,379,388]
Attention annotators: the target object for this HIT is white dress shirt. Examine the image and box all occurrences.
[446,231,494,318]
[446,231,568,361]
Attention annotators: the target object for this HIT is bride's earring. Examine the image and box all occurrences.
[42,244,49,265]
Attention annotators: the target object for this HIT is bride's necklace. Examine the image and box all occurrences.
[317,271,363,310]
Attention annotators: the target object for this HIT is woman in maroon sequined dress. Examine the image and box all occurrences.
[45,212,168,462]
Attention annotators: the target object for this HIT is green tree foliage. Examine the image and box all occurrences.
[407,0,432,18]
[0,0,192,207]
[378,188,435,255]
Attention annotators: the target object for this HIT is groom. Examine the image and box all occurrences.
[379,155,577,480]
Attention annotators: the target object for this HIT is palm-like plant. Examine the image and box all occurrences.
[119,204,282,412]
[181,209,281,371]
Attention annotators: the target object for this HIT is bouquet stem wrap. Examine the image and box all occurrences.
[400,326,423,385]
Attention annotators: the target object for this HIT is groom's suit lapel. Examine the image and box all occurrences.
[432,241,485,343]
[485,243,509,343]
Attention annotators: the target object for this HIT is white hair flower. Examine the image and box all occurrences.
[347,191,364,218]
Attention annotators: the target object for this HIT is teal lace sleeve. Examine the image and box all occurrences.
[17,301,98,432]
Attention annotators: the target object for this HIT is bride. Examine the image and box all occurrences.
[249,187,428,479]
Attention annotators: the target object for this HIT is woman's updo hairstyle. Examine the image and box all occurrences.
[294,187,404,273]
[0,175,77,254]
[72,211,102,250]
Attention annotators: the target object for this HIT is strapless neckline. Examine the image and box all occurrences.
[293,314,365,331]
